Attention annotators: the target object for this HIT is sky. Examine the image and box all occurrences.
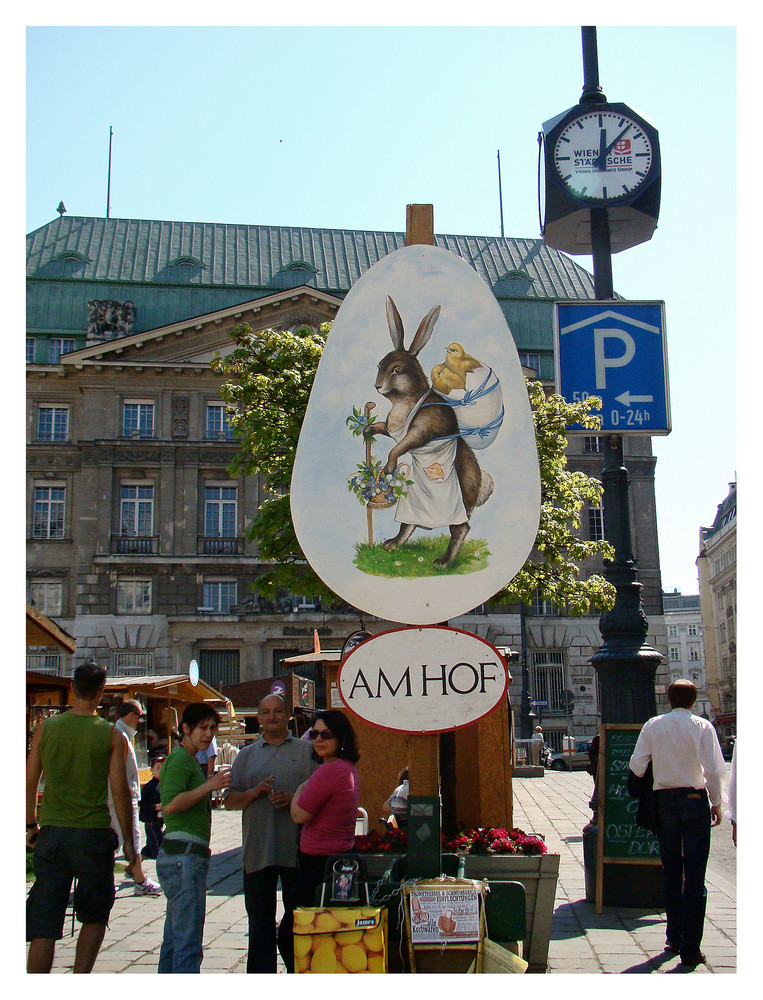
[20,17,744,598]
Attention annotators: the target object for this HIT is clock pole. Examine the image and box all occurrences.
[574,26,663,908]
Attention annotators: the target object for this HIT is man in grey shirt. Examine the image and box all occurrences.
[224,694,316,973]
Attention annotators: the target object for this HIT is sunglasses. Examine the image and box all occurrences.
[308,728,335,741]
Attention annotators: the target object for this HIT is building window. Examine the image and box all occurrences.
[588,504,605,541]
[688,624,698,636]
[29,579,63,616]
[37,405,70,442]
[205,486,237,537]
[120,483,154,537]
[206,402,234,439]
[669,646,680,661]
[518,352,540,374]
[48,339,76,363]
[112,651,154,677]
[584,436,604,453]
[689,647,700,662]
[667,624,678,637]
[529,589,557,616]
[203,579,237,614]
[32,485,66,538]
[117,578,152,615]
[27,338,35,364]
[199,649,240,688]
[529,651,568,723]
[122,400,155,438]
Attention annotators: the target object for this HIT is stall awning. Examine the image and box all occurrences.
[103,674,234,717]
[26,603,76,653]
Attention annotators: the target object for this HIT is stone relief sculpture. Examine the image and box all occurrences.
[86,299,137,340]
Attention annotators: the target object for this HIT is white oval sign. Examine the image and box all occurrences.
[291,244,540,625]
[189,659,199,686]
[337,626,509,734]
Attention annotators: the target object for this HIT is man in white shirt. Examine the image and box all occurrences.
[629,679,726,968]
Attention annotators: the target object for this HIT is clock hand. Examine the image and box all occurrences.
[596,123,632,170]
[595,128,607,171]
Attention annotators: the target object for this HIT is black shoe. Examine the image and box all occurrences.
[680,951,706,967]
[665,940,681,954]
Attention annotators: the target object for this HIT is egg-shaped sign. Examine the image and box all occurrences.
[337,626,509,734]
[291,244,541,625]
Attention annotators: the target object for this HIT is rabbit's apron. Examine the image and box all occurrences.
[387,393,468,529]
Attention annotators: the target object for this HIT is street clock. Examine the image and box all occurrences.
[540,102,661,254]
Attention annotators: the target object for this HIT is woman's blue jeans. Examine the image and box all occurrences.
[156,849,209,973]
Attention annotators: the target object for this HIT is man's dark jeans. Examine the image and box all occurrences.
[243,866,298,973]
[656,788,711,956]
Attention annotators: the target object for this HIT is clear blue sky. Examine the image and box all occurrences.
[23,22,739,596]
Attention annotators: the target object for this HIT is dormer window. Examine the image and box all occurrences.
[493,269,534,298]
[272,260,318,289]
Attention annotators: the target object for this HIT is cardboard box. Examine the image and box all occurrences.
[293,905,388,973]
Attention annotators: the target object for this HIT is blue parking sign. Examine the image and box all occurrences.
[554,301,671,435]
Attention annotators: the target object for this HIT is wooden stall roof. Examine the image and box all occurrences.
[26,603,76,653]
[103,674,234,714]
[281,651,341,664]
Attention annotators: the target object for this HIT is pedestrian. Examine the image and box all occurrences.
[108,698,161,895]
[382,766,409,827]
[139,754,165,860]
[530,725,544,766]
[629,679,726,968]
[26,660,138,973]
[291,710,361,910]
[196,733,218,778]
[223,693,317,973]
[727,739,737,847]
[156,702,231,973]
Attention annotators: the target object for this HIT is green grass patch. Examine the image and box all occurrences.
[354,534,490,578]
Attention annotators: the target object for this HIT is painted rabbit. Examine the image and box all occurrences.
[364,296,493,570]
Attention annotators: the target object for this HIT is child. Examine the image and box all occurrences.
[139,754,165,860]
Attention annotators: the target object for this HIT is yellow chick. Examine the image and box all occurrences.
[444,343,483,377]
[431,362,465,394]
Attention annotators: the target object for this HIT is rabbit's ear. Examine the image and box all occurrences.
[386,296,405,349]
[408,305,441,356]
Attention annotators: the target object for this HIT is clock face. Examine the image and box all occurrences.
[553,109,654,202]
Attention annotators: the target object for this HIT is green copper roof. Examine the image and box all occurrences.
[26,216,598,360]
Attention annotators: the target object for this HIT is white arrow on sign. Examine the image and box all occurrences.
[615,391,654,407]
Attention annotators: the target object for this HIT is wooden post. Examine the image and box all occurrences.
[404,204,440,800]
[364,402,375,546]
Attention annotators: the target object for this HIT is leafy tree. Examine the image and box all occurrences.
[213,323,615,614]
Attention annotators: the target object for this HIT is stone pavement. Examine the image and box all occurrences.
[26,769,736,974]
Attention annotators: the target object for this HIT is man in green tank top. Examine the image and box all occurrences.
[26,661,137,973]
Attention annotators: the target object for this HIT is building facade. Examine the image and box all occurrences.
[26,215,668,742]
[696,480,737,739]
[662,590,710,719]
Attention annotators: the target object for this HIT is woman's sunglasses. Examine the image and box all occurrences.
[308,728,335,741]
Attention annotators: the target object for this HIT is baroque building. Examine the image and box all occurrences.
[26,214,668,745]
[662,590,710,719]
[696,479,737,740]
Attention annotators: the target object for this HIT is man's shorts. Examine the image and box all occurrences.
[26,826,119,941]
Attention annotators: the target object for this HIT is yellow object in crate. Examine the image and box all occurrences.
[293,905,388,973]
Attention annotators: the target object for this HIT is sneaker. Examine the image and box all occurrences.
[134,877,162,896]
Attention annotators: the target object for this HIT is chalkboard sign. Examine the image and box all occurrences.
[596,725,660,912]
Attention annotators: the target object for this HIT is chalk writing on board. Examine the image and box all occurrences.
[600,726,661,861]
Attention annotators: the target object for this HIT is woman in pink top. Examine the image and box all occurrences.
[290,710,360,908]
